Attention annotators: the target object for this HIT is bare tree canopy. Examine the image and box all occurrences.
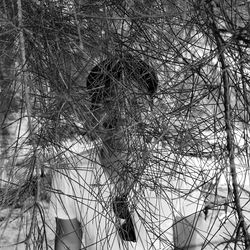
[0,0,250,249]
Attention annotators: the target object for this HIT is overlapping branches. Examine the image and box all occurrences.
[0,0,250,249]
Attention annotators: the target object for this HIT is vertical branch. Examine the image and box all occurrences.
[17,1,32,135]
[17,0,39,179]
[17,0,40,247]
[73,3,84,50]
[206,2,250,248]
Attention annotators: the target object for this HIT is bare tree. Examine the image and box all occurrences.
[0,0,250,249]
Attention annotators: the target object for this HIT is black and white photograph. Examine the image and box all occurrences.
[0,1,250,249]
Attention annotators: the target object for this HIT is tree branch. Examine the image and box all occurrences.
[17,0,40,244]
[206,2,250,248]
